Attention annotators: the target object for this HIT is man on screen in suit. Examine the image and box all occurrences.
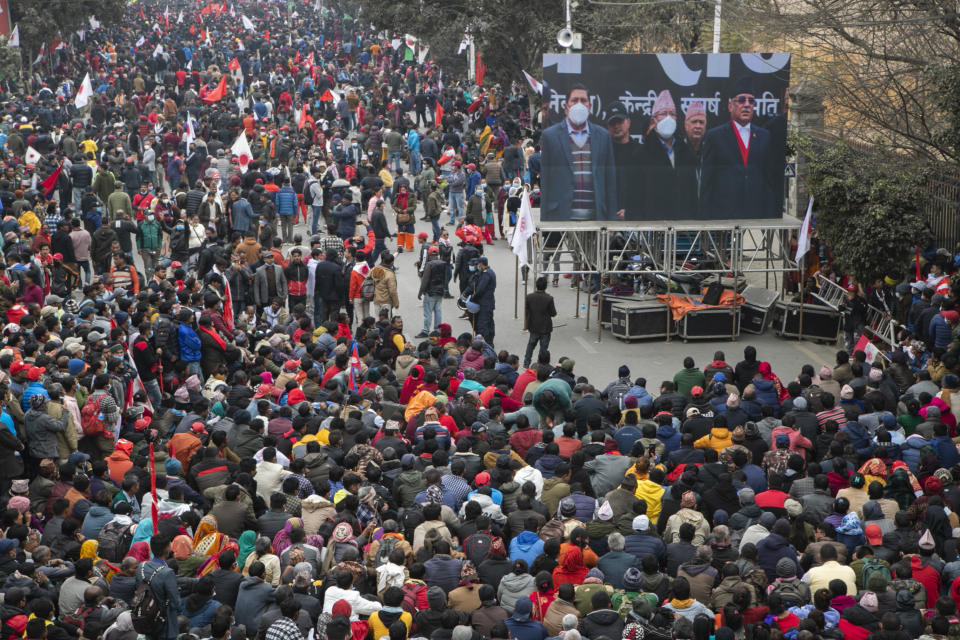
[540,83,618,221]
[699,77,776,219]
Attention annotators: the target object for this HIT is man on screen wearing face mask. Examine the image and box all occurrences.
[638,90,698,220]
[540,84,618,221]
[699,76,776,220]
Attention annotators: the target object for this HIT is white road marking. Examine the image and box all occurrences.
[575,336,598,354]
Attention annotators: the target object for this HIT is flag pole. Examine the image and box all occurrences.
[797,261,805,342]
[514,256,518,320]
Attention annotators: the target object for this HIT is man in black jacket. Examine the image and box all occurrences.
[523,276,556,368]
[417,246,446,338]
[313,249,344,327]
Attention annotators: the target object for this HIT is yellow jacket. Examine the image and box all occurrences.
[694,427,733,454]
[635,479,665,524]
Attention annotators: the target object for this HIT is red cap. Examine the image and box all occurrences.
[190,421,207,434]
[9,361,27,374]
[864,523,882,546]
[171,261,182,268]
[428,246,439,254]
[846,284,857,292]
[691,385,704,397]
[134,416,152,431]
[416,232,428,240]
[52,253,63,260]
[475,471,491,486]
[26,366,45,381]
[283,359,301,372]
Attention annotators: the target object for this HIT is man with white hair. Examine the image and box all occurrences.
[638,89,698,219]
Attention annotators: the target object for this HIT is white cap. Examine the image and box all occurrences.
[632,515,650,531]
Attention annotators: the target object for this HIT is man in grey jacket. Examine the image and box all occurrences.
[24,395,68,463]
[253,251,288,310]
[137,534,181,640]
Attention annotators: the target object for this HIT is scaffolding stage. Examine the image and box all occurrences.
[525,217,805,342]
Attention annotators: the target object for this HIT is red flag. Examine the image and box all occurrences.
[476,52,487,86]
[41,164,63,199]
[217,1,227,17]
[202,75,227,103]
[293,50,300,64]
[189,24,195,35]
[227,57,240,71]
[916,246,922,282]
[319,89,333,102]
[264,29,270,40]
[298,104,309,129]
[222,279,234,331]
[435,101,444,128]
[467,94,484,113]
[139,5,146,20]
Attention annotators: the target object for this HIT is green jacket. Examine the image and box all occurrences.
[673,367,706,400]
[92,169,115,204]
[137,220,162,251]
[106,189,132,219]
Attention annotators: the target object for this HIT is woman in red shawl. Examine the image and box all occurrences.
[529,571,556,621]
[757,361,789,403]
[551,545,588,587]
[399,365,424,405]
[125,541,151,562]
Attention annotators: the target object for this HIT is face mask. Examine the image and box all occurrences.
[468,266,475,272]
[656,115,676,138]
[567,102,589,126]
[175,224,184,230]
[475,189,482,196]
[147,215,155,221]
[168,152,174,157]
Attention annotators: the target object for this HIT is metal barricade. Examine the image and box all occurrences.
[811,274,847,310]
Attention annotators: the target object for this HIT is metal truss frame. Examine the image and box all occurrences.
[528,217,804,341]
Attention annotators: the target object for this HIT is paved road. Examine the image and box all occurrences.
[368,213,840,388]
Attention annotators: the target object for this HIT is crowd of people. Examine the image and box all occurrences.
[2,5,960,640]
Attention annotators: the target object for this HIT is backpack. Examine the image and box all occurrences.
[372,536,400,568]
[361,274,375,301]
[98,520,134,563]
[463,531,492,566]
[400,504,424,538]
[131,564,167,635]
[860,557,892,590]
[80,393,110,437]
[771,579,807,607]
[606,381,631,409]
[702,282,724,305]
[538,518,566,542]
[401,582,425,616]
[62,605,95,629]
[303,179,316,205]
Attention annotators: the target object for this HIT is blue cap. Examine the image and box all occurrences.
[0,539,18,553]
[115,311,129,324]
[713,372,726,382]
[165,458,183,474]
[68,358,86,375]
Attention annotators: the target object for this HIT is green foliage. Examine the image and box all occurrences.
[0,34,21,82]
[10,0,126,64]
[928,63,960,160]
[799,138,929,283]
[349,0,710,88]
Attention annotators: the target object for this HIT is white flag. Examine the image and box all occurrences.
[24,146,41,165]
[184,119,195,148]
[418,46,428,64]
[241,14,255,30]
[135,36,145,48]
[457,34,469,55]
[32,50,42,66]
[7,25,18,47]
[795,195,813,262]
[74,72,93,108]
[88,16,100,30]
[186,58,192,70]
[511,189,536,266]
[522,70,543,95]
[76,29,85,42]
[231,133,253,173]
[177,11,183,23]
[153,43,163,58]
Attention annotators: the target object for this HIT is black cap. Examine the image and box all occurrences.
[729,76,756,99]
[605,101,628,124]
